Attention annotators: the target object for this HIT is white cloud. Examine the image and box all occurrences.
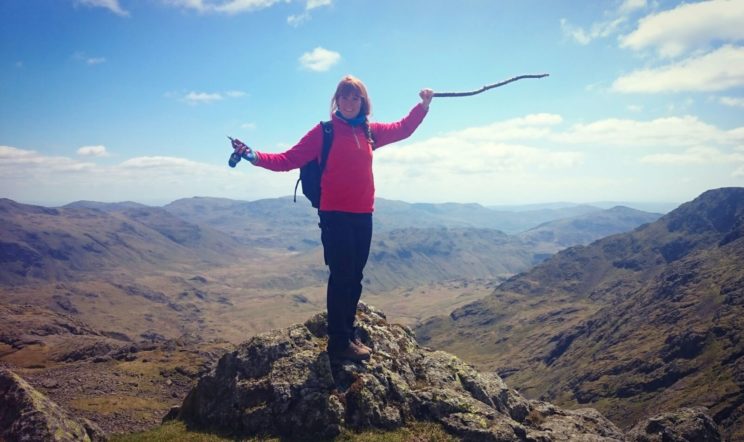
[373,112,744,204]
[4,110,744,205]
[75,0,130,16]
[619,0,647,14]
[241,122,257,130]
[77,145,109,157]
[639,146,728,165]
[456,113,563,141]
[299,47,340,72]
[620,0,744,58]
[555,115,730,147]
[163,0,288,15]
[306,0,331,10]
[0,146,96,176]
[73,51,107,65]
[561,17,626,45]
[182,91,223,104]
[376,115,583,179]
[560,0,647,45]
[612,45,744,93]
[171,90,246,104]
[287,12,309,26]
[288,0,331,26]
[0,145,297,205]
[117,156,220,175]
[720,96,744,107]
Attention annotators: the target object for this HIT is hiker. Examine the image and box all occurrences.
[232,75,433,361]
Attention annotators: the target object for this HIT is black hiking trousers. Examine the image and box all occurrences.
[319,211,373,353]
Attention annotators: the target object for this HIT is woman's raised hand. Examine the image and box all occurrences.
[419,88,434,110]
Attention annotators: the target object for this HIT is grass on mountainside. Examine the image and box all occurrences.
[111,420,457,442]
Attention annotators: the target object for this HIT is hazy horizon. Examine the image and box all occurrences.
[4,193,683,214]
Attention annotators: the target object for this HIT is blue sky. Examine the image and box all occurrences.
[1,0,743,207]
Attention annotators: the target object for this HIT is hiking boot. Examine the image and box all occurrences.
[329,342,371,362]
[353,338,372,353]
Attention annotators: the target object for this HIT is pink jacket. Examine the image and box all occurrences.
[254,103,428,213]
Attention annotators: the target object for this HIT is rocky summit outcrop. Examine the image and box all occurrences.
[0,367,106,442]
[171,303,720,441]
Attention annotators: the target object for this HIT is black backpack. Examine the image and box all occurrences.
[294,121,334,208]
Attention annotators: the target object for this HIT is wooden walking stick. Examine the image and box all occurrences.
[432,74,549,97]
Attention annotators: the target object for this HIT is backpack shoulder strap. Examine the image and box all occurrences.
[319,120,334,172]
[363,121,377,150]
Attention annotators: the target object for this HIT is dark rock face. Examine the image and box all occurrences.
[175,304,629,441]
[0,367,106,442]
[627,407,721,441]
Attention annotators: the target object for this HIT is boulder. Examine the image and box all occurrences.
[0,367,106,442]
[174,303,627,441]
[627,406,721,441]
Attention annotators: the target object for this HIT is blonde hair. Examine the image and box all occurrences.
[330,75,372,119]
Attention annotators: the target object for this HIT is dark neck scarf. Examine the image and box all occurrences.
[335,110,366,127]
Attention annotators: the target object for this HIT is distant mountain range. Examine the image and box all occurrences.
[415,187,744,440]
[1,196,662,290]
[0,198,245,285]
[0,193,663,349]
[517,205,662,255]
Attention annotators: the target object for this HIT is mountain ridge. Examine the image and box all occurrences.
[416,187,744,440]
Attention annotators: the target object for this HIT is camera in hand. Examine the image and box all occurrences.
[228,136,252,168]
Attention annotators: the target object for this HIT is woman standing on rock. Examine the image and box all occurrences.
[232,75,433,362]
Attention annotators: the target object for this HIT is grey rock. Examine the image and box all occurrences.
[627,406,721,441]
[0,367,106,442]
[175,302,630,440]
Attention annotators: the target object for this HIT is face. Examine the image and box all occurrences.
[337,93,363,119]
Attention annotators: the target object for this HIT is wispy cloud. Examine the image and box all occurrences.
[163,0,288,15]
[75,0,130,16]
[287,0,331,27]
[612,45,744,93]
[72,51,107,65]
[620,0,744,58]
[639,146,730,165]
[176,89,246,105]
[77,145,109,157]
[554,115,734,147]
[720,96,744,108]
[0,146,96,177]
[561,0,645,45]
[183,91,223,104]
[299,47,340,72]
[618,0,647,15]
[560,17,625,45]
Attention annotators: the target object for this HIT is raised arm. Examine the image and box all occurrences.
[370,89,433,149]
